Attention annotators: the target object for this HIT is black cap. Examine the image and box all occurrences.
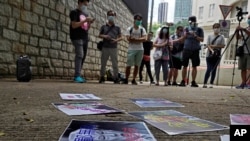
[188,16,197,22]
[134,13,143,20]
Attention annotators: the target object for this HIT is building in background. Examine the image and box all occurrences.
[158,1,168,24]
[174,0,192,23]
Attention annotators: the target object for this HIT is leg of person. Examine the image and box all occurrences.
[203,58,213,88]
[191,50,200,87]
[124,50,135,84]
[72,39,84,83]
[209,58,220,88]
[236,55,247,89]
[162,60,169,86]
[167,57,174,85]
[154,60,161,85]
[81,39,88,82]
[172,57,182,86]
[245,55,250,89]
[145,60,155,84]
[179,50,190,86]
[139,60,145,83]
[99,47,110,83]
[132,50,143,85]
[110,48,119,84]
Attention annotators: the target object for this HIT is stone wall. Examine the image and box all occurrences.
[0,0,134,80]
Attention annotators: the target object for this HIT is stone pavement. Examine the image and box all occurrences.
[0,79,249,141]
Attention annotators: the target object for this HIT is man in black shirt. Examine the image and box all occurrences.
[139,32,155,84]
[69,0,95,83]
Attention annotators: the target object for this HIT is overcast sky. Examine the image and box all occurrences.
[148,0,176,23]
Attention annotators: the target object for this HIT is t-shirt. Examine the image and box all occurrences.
[242,27,250,54]
[206,34,225,57]
[143,41,153,55]
[69,9,88,40]
[99,24,121,48]
[125,26,147,50]
[184,26,204,51]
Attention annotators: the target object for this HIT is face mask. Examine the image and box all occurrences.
[135,20,142,26]
[190,22,196,29]
[108,16,114,22]
[247,19,250,25]
[213,28,220,33]
[162,28,168,34]
[81,5,88,15]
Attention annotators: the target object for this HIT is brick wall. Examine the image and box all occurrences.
[0,0,134,80]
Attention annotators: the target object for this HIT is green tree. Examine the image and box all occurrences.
[169,19,189,35]
[148,23,161,37]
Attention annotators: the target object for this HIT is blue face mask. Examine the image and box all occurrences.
[162,28,168,33]
[108,16,114,22]
[247,19,250,25]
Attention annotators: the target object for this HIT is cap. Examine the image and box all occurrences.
[134,13,143,20]
[188,16,197,22]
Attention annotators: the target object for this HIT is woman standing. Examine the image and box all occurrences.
[153,27,172,86]
[203,23,225,88]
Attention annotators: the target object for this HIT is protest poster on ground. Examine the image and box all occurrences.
[59,120,157,141]
[59,93,101,100]
[220,134,229,141]
[129,110,229,135]
[53,102,121,116]
[230,114,250,125]
[131,98,184,107]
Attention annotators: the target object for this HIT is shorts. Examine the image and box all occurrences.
[169,56,182,69]
[238,54,250,70]
[182,50,200,67]
[126,50,144,66]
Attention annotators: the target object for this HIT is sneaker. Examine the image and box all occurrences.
[209,84,213,88]
[74,76,84,83]
[150,81,155,84]
[99,76,105,83]
[191,81,199,87]
[167,81,171,85]
[203,85,207,88]
[122,78,128,84]
[245,84,250,89]
[131,79,138,85]
[236,83,245,89]
[179,80,186,87]
[140,81,143,84]
[172,81,178,86]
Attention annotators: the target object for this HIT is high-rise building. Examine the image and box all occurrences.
[174,0,192,23]
[158,1,168,24]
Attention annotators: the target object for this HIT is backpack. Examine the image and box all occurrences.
[16,55,32,82]
[129,27,143,37]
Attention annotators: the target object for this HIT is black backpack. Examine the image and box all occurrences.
[16,55,32,82]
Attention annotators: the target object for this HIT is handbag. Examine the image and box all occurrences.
[207,35,221,58]
[153,49,162,60]
[97,26,114,51]
[143,55,151,61]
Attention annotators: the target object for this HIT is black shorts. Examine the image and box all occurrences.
[169,56,182,69]
[182,50,200,67]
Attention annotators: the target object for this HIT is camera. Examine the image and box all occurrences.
[236,6,248,22]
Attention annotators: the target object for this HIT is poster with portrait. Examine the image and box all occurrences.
[220,134,229,141]
[53,102,122,116]
[59,93,101,100]
[59,120,157,141]
[129,110,229,135]
[131,98,184,107]
[230,114,250,125]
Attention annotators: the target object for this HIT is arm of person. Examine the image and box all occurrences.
[194,35,204,42]
[210,44,225,48]
[111,34,123,43]
[71,17,92,29]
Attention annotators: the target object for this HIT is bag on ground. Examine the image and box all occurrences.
[16,55,32,82]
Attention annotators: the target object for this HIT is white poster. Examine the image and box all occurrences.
[59,93,101,100]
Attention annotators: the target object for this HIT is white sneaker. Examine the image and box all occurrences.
[209,84,213,88]
[140,81,143,84]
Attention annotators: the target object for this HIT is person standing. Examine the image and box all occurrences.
[179,16,204,87]
[139,31,155,84]
[203,23,225,88]
[69,0,95,83]
[153,26,171,86]
[236,15,250,89]
[123,13,147,85]
[167,26,184,86]
[98,10,122,84]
